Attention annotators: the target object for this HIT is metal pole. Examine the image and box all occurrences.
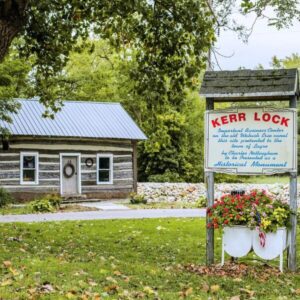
[288,95,298,271]
[206,98,214,265]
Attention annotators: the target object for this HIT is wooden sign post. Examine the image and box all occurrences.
[200,69,299,271]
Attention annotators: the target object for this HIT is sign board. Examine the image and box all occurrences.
[205,108,297,175]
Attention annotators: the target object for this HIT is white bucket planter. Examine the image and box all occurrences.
[222,226,289,272]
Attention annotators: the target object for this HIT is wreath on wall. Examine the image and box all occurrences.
[63,161,75,178]
[85,158,94,167]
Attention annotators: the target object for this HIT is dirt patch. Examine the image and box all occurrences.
[183,262,286,279]
[59,205,99,213]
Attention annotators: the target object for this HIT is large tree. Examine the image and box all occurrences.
[1,1,299,112]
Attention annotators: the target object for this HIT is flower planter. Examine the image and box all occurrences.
[222,226,289,272]
[222,226,252,258]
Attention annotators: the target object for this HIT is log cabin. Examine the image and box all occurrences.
[0,99,147,201]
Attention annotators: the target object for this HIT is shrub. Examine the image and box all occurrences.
[0,188,13,207]
[148,171,184,183]
[195,196,207,208]
[129,192,147,204]
[30,194,62,213]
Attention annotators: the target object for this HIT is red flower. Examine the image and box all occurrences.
[223,220,229,225]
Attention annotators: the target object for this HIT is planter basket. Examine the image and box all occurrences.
[222,226,289,272]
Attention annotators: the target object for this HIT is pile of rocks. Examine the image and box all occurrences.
[137,182,293,204]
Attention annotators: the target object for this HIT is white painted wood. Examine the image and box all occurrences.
[60,153,81,196]
[223,226,253,257]
[253,228,287,260]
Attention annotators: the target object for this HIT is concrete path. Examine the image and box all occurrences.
[79,201,130,210]
[0,209,206,223]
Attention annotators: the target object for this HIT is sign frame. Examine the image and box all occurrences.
[204,107,297,175]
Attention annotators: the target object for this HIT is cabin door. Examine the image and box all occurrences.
[61,155,80,196]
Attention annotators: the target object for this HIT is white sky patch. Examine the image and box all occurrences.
[213,10,300,70]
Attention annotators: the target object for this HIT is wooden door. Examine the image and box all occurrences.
[62,156,78,195]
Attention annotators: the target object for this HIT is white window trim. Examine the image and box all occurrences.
[97,153,113,184]
[20,152,39,185]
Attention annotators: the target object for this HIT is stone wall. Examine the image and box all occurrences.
[138,182,293,203]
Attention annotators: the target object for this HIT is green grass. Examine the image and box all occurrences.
[0,204,98,215]
[0,219,299,299]
[243,176,292,184]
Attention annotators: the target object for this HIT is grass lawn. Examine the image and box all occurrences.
[0,219,299,299]
[243,176,292,184]
[0,204,98,215]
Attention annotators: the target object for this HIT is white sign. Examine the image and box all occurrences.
[205,108,297,174]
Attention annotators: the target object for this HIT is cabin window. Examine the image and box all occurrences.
[97,154,113,184]
[20,152,39,185]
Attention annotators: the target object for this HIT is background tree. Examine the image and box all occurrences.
[0,48,32,132]
[65,40,206,182]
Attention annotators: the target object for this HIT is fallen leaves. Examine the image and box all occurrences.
[240,287,255,297]
[179,287,193,298]
[210,284,220,293]
[184,262,281,279]
[0,279,13,287]
[3,260,12,268]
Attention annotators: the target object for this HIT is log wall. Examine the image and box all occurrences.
[0,137,134,201]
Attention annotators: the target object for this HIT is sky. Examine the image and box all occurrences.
[213,12,300,70]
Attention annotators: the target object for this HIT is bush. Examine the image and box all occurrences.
[148,171,184,183]
[30,194,62,213]
[195,196,207,208]
[0,188,13,207]
[129,192,147,204]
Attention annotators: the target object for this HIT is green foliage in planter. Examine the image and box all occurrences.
[195,196,207,208]
[129,193,147,205]
[0,188,13,208]
[207,190,291,233]
[30,194,62,213]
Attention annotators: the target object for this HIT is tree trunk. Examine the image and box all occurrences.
[0,0,28,62]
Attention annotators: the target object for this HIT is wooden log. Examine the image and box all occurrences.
[81,180,133,187]
[114,171,133,179]
[288,95,298,272]
[0,173,19,179]
[81,184,132,193]
[132,141,138,193]
[0,149,133,156]
[11,136,132,145]
[10,143,133,152]
[288,172,297,272]
[0,180,60,186]
[206,171,215,265]
[206,97,214,266]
